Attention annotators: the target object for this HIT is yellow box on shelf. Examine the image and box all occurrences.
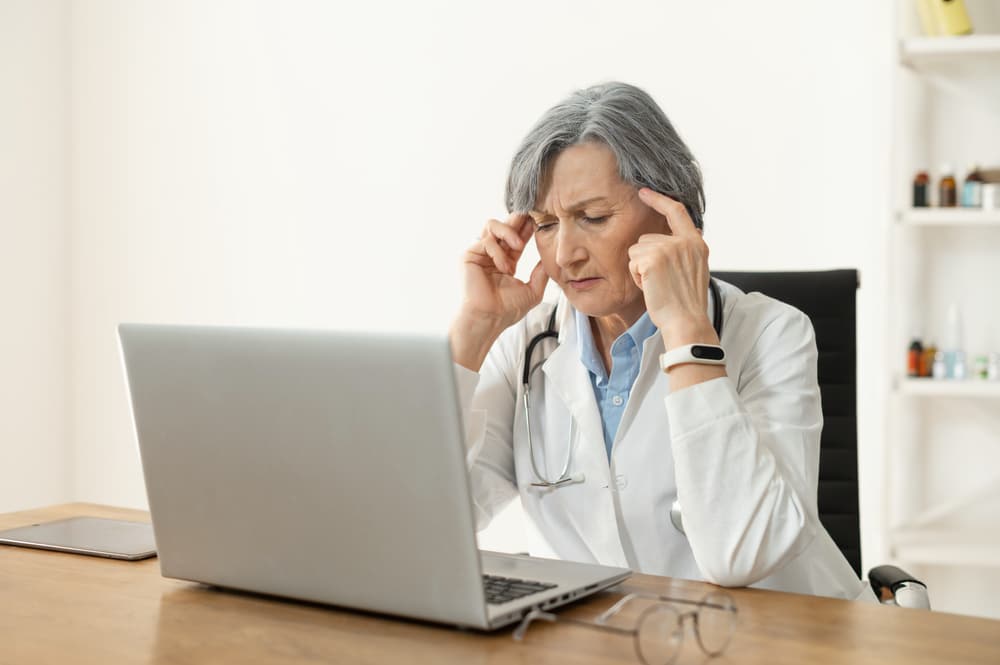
[916,0,974,37]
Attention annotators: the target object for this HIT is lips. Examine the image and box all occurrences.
[567,277,601,291]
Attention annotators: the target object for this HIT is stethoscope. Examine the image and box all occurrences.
[521,278,725,534]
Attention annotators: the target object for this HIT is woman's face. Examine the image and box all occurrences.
[529,141,668,322]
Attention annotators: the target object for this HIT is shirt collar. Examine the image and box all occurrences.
[574,308,658,380]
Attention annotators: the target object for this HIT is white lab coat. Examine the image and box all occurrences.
[455,279,871,600]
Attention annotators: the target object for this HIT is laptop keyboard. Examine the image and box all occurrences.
[483,574,557,605]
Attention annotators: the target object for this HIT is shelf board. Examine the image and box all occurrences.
[897,209,1000,227]
[897,378,1000,397]
[890,528,1000,568]
[900,34,1000,69]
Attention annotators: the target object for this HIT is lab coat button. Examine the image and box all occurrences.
[615,474,628,490]
[611,395,624,406]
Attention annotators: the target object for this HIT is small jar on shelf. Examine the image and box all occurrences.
[962,165,983,207]
[939,164,957,207]
[913,170,930,207]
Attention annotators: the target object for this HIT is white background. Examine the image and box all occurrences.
[6,0,994,617]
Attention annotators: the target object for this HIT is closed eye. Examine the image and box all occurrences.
[535,215,607,232]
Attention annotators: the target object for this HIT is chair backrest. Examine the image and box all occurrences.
[712,270,861,578]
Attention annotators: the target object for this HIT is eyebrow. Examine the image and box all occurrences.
[530,196,608,217]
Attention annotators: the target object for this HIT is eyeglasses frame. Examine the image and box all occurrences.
[512,590,738,665]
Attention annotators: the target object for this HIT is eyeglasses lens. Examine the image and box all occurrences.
[694,591,737,656]
[635,604,683,665]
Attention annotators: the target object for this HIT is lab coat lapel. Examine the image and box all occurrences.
[539,312,627,566]
[539,342,606,477]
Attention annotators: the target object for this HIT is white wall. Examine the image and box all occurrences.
[0,0,70,512]
[65,0,895,565]
[8,0,904,596]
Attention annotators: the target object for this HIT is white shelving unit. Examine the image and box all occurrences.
[900,34,1000,83]
[887,1,1000,618]
[900,33,1000,64]
[891,529,1000,568]
[898,208,1000,226]
[897,377,1000,397]
[889,470,1000,569]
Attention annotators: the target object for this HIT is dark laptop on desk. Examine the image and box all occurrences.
[118,324,629,630]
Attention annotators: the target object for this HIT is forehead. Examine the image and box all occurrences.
[534,141,628,212]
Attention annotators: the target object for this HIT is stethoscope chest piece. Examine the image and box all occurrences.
[670,499,685,535]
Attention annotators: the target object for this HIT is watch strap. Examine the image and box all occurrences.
[659,343,726,372]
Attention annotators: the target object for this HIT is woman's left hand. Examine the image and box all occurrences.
[627,187,718,350]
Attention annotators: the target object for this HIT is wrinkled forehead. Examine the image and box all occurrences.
[533,142,632,215]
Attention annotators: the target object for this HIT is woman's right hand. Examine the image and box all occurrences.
[450,212,549,371]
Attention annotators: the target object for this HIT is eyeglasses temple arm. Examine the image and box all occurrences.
[594,592,736,624]
[513,609,636,641]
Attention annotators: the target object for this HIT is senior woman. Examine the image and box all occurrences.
[449,81,868,600]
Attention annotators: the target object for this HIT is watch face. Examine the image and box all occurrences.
[691,345,725,361]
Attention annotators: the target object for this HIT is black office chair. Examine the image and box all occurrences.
[713,270,929,608]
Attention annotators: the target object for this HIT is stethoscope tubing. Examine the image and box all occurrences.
[522,278,724,497]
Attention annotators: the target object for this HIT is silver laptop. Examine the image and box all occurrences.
[118,323,630,630]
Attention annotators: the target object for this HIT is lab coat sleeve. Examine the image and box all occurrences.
[665,305,824,587]
[453,324,523,530]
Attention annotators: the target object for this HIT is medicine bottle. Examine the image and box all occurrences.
[907,338,923,377]
[939,165,957,207]
[952,351,967,380]
[913,171,930,207]
[975,355,989,380]
[921,341,937,377]
[962,166,983,207]
[943,303,964,378]
[932,351,947,379]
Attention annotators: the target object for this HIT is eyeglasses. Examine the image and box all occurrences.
[512,590,737,665]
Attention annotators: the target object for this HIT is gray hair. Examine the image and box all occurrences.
[505,82,706,229]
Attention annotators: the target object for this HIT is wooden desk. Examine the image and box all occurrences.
[2,504,998,664]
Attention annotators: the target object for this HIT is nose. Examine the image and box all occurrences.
[553,221,587,270]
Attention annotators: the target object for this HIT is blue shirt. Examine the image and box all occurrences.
[575,309,658,460]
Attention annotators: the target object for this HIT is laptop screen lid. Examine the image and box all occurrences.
[119,323,490,628]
